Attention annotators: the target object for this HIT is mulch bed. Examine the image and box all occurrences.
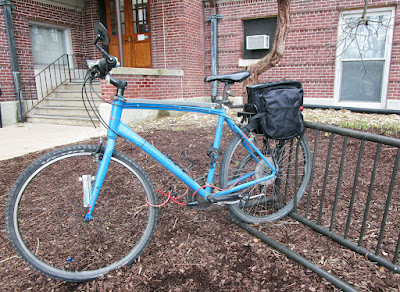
[0,124,399,291]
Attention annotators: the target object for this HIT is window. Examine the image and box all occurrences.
[243,17,277,60]
[335,8,394,107]
[29,23,71,67]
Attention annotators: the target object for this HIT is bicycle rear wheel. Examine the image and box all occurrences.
[5,145,158,282]
[220,132,311,223]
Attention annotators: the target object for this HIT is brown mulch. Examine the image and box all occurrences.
[0,115,400,291]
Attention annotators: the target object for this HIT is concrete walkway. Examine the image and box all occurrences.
[0,123,104,161]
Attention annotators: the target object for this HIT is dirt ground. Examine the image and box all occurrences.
[1,113,400,291]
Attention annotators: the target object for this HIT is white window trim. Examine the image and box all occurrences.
[29,21,73,70]
[334,7,395,109]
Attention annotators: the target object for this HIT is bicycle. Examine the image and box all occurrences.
[5,23,312,282]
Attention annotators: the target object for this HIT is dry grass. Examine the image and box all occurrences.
[132,108,400,136]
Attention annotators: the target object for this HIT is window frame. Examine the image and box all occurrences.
[334,7,395,109]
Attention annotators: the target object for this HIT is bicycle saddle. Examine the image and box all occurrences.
[204,71,250,84]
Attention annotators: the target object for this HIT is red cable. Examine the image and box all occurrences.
[191,175,242,198]
[146,175,243,208]
[145,190,171,207]
[146,189,188,207]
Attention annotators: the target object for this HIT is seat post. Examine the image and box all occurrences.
[222,82,233,101]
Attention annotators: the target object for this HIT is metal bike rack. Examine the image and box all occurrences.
[234,121,400,291]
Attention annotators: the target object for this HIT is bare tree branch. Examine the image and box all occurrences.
[361,0,369,23]
[242,0,291,102]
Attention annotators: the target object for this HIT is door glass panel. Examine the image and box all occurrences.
[132,0,137,33]
[120,0,126,35]
[132,0,149,34]
[109,0,117,36]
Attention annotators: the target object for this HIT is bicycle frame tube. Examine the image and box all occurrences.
[225,118,275,170]
[85,98,277,219]
[205,115,224,194]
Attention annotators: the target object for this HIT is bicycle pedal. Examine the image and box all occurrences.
[186,201,199,207]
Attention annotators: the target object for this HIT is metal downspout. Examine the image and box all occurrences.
[207,13,222,101]
[0,94,2,128]
[115,0,124,66]
[0,0,25,122]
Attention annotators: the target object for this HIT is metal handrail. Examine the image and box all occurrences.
[22,54,89,116]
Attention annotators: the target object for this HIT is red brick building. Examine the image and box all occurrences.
[0,0,399,125]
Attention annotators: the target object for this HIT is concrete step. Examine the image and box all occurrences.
[51,90,102,98]
[29,106,99,117]
[26,114,100,127]
[59,81,101,91]
[27,80,104,127]
[43,97,102,107]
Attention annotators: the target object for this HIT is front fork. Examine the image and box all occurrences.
[83,137,116,221]
[83,100,122,221]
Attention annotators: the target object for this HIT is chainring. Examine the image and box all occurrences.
[185,177,212,210]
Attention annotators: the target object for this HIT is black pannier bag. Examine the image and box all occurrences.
[246,80,304,140]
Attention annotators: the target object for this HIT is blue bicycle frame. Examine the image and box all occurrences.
[85,96,276,220]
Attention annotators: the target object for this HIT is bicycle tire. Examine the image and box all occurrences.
[5,145,158,282]
[220,132,311,223]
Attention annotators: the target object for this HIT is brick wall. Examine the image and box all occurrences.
[83,0,102,61]
[102,0,206,100]
[3,0,399,108]
[181,0,206,99]
[101,75,183,101]
[203,0,278,97]
[204,0,400,105]
[146,0,206,100]
[108,0,400,106]
[0,0,99,102]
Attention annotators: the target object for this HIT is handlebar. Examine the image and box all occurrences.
[93,43,119,77]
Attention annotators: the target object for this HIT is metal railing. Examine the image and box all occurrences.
[301,121,400,272]
[21,54,89,116]
[234,121,400,290]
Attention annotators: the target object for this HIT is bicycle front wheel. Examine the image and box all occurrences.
[220,132,311,223]
[5,145,158,282]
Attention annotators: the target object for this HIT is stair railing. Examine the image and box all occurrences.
[22,54,89,115]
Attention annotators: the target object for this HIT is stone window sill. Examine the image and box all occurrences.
[111,67,184,77]
[238,59,261,67]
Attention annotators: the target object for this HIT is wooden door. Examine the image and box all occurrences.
[131,0,152,68]
[105,0,152,68]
